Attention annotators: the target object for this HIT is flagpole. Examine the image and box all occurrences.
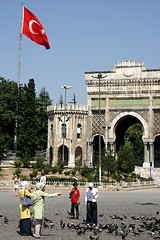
[14,2,23,153]
[17,2,23,88]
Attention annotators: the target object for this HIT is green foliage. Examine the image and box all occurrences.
[36,87,52,152]
[75,160,82,168]
[125,123,144,166]
[17,79,38,157]
[43,163,52,174]
[51,166,58,174]
[101,149,117,182]
[58,168,63,174]
[14,159,21,168]
[20,154,31,168]
[59,94,63,106]
[71,169,77,176]
[64,171,71,176]
[20,175,29,181]
[0,77,52,159]
[13,168,21,178]
[70,93,77,104]
[43,168,50,174]
[32,153,45,171]
[0,78,19,155]
[80,166,92,178]
[118,141,135,173]
[57,160,65,174]
[30,169,38,179]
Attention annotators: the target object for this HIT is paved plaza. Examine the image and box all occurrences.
[0,189,160,239]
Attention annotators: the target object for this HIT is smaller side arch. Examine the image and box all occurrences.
[75,145,82,166]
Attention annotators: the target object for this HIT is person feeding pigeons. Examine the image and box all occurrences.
[85,183,98,225]
[31,182,61,238]
[18,181,34,236]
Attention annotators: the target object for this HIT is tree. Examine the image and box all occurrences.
[117,141,135,173]
[70,93,77,104]
[125,123,144,166]
[36,87,52,151]
[59,94,63,106]
[101,149,117,182]
[17,79,38,157]
[0,77,18,150]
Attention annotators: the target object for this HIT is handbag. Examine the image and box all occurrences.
[22,189,33,206]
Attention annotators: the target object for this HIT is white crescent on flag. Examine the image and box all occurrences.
[29,20,40,34]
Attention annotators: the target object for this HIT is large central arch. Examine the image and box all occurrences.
[109,111,149,142]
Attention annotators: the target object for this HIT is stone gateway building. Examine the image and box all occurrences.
[47,60,160,175]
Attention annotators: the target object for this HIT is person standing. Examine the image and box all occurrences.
[14,175,20,196]
[32,182,61,238]
[85,183,98,225]
[69,182,80,219]
[40,172,46,185]
[19,181,34,236]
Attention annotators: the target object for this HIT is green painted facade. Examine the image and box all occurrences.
[109,98,149,107]
[92,99,106,107]
[153,98,160,105]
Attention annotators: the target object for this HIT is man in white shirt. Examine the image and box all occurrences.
[85,183,98,225]
[40,173,46,185]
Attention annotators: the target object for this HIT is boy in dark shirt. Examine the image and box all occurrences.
[69,182,80,219]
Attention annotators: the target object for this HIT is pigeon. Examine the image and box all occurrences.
[4,216,9,224]
[49,221,55,228]
[56,210,59,215]
[61,223,65,229]
[44,217,51,222]
[77,228,84,235]
[43,222,49,228]
[98,213,104,217]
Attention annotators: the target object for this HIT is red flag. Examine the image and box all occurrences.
[22,7,50,49]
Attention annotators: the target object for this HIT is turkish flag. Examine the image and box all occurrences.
[22,7,50,49]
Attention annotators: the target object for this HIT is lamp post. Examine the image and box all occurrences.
[87,106,92,167]
[91,73,107,185]
[61,85,72,164]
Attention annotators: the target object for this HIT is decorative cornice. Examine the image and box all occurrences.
[114,60,146,69]
[86,78,160,87]
[88,89,160,95]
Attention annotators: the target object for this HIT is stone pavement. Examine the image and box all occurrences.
[0,189,160,239]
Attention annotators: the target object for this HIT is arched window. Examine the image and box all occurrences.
[75,146,82,166]
[62,123,66,138]
[77,124,81,139]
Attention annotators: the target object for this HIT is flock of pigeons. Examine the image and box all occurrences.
[1,211,160,239]
[39,211,160,239]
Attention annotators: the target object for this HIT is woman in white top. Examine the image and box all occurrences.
[85,183,98,225]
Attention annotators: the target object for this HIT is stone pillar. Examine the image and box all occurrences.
[143,143,150,168]
[149,143,154,168]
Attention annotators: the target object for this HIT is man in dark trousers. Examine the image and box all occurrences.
[85,183,98,225]
[69,182,80,219]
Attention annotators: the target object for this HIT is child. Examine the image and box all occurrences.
[69,182,80,219]
[32,182,61,238]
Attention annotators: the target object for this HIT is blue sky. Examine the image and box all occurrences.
[1,0,160,105]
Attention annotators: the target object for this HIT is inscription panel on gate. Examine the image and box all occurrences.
[109,98,149,107]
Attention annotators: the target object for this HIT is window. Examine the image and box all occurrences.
[62,123,66,138]
[77,124,81,139]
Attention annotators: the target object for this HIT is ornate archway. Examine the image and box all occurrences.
[58,145,69,166]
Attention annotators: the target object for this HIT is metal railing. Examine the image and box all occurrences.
[0,180,158,189]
